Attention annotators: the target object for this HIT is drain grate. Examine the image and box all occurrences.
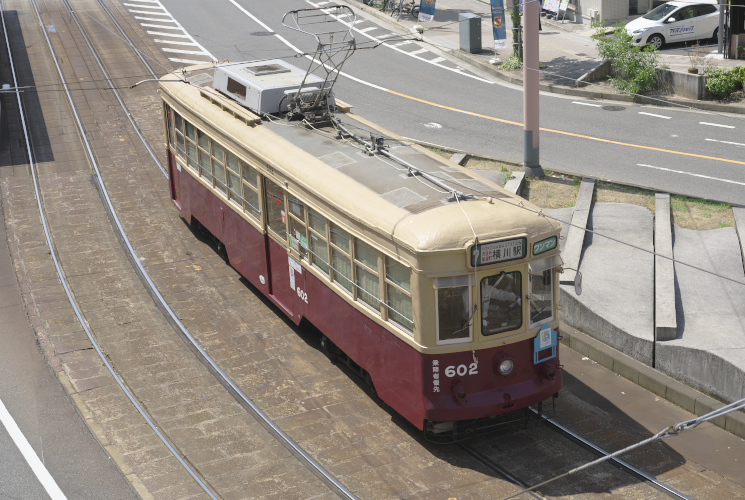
[250,31,274,36]
[602,105,626,111]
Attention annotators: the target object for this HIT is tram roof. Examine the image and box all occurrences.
[159,64,560,254]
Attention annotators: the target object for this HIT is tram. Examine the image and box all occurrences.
[157,6,563,441]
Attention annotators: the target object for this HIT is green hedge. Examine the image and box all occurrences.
[706,66,745,98]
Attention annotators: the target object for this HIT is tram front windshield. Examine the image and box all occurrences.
[481,271,522,335]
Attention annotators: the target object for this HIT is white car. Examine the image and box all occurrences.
[625,1,720,49]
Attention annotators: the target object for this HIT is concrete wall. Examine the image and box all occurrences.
[657,68,708,100]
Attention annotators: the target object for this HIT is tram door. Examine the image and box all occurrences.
[168,151,181,209]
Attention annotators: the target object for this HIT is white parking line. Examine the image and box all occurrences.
[700,122,735,129]
[0,398,67,499]
[572,101,602,107]
[705,138,745,148]
[637,164,745,186]
[639,111,671,119]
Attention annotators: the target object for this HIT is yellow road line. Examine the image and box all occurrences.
[386,90,745,166]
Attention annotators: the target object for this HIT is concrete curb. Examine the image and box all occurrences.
[735,205,745,272]
[561,323,745,440]
[654,193,676,342]
[560,178,594,285]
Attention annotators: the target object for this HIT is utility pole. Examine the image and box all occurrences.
[718,0,725,55]
[522,0,544,177]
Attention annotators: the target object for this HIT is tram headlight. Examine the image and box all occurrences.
[493,353,514,376]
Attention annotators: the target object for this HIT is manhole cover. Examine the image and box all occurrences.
[602,105,626,111]
[250,31,274,36]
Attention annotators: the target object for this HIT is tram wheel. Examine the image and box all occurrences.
[320,335,337,362]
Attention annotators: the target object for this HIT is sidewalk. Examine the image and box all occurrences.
[346,0,745,112]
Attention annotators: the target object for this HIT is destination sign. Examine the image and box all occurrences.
[533,236,558,255]
[471,238,526,267]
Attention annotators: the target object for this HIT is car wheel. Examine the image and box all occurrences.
[711,28,718,43]
[647,34,664,50]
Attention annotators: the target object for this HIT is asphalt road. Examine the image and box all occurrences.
[153,0,744,205]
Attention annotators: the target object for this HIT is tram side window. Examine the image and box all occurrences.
[174,113,184,153]
[329,223,353,294]
[197,131,212,182]
[287,195,307,259]
[264,178,286,239]
[528,265,554,326]
[385,257,413,333]
[308,210,329,275]
[184,121,198,171]
[354,239,380,312]
[481,272,522,336]
[211,141,227,194]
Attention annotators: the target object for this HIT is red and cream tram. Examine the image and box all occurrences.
[159,59,563,441]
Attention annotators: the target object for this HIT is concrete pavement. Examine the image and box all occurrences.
[342,0,745,438]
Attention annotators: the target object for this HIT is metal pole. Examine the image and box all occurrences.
[522,0,544,177]
[718,0,725,54]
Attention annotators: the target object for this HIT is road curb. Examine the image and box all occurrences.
[561,323,745,440]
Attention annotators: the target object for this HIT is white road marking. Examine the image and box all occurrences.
[637,164,745,186]
[128,9,168,15]
[356,26,377,33]
[154,39,199,46]
[705,138,745,148]
[162,48,210,55]
[169,58,213,65]
[0,398,67,500]
[423,122,442,128]
[572,101,602,107]
[409,48,429,56]
[402,137,465,151]
[699,122,735,129]
[638,111,671,119]
[429,57,446,63]
[139,23,181,29]
[134,16,175,22]
[147,31,190,38]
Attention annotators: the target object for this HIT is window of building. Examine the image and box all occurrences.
[481,271,522,335]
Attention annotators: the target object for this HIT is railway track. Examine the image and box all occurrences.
[0,1,743,499]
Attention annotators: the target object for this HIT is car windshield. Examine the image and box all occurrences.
[643,3,678,21]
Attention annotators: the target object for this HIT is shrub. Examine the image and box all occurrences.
[591,22,660,95]
[705,67,744,98]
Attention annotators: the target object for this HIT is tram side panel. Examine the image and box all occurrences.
[169,162,271,295]
[300,265,426,428]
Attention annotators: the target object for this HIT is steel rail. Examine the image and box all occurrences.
[28,0,357,498]
[456,442,543,500]
[532,408,693,500]
[58,0,165,176]
[22,0,219,497]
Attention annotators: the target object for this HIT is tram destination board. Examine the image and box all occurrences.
[471,238,526,267]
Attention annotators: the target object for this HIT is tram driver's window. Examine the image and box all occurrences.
[264,178,286,239]
[481,271,522,335]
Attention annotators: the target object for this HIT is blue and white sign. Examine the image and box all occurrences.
[533,324,558,364]
[490,0,507,50]
[418,0,437,22]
